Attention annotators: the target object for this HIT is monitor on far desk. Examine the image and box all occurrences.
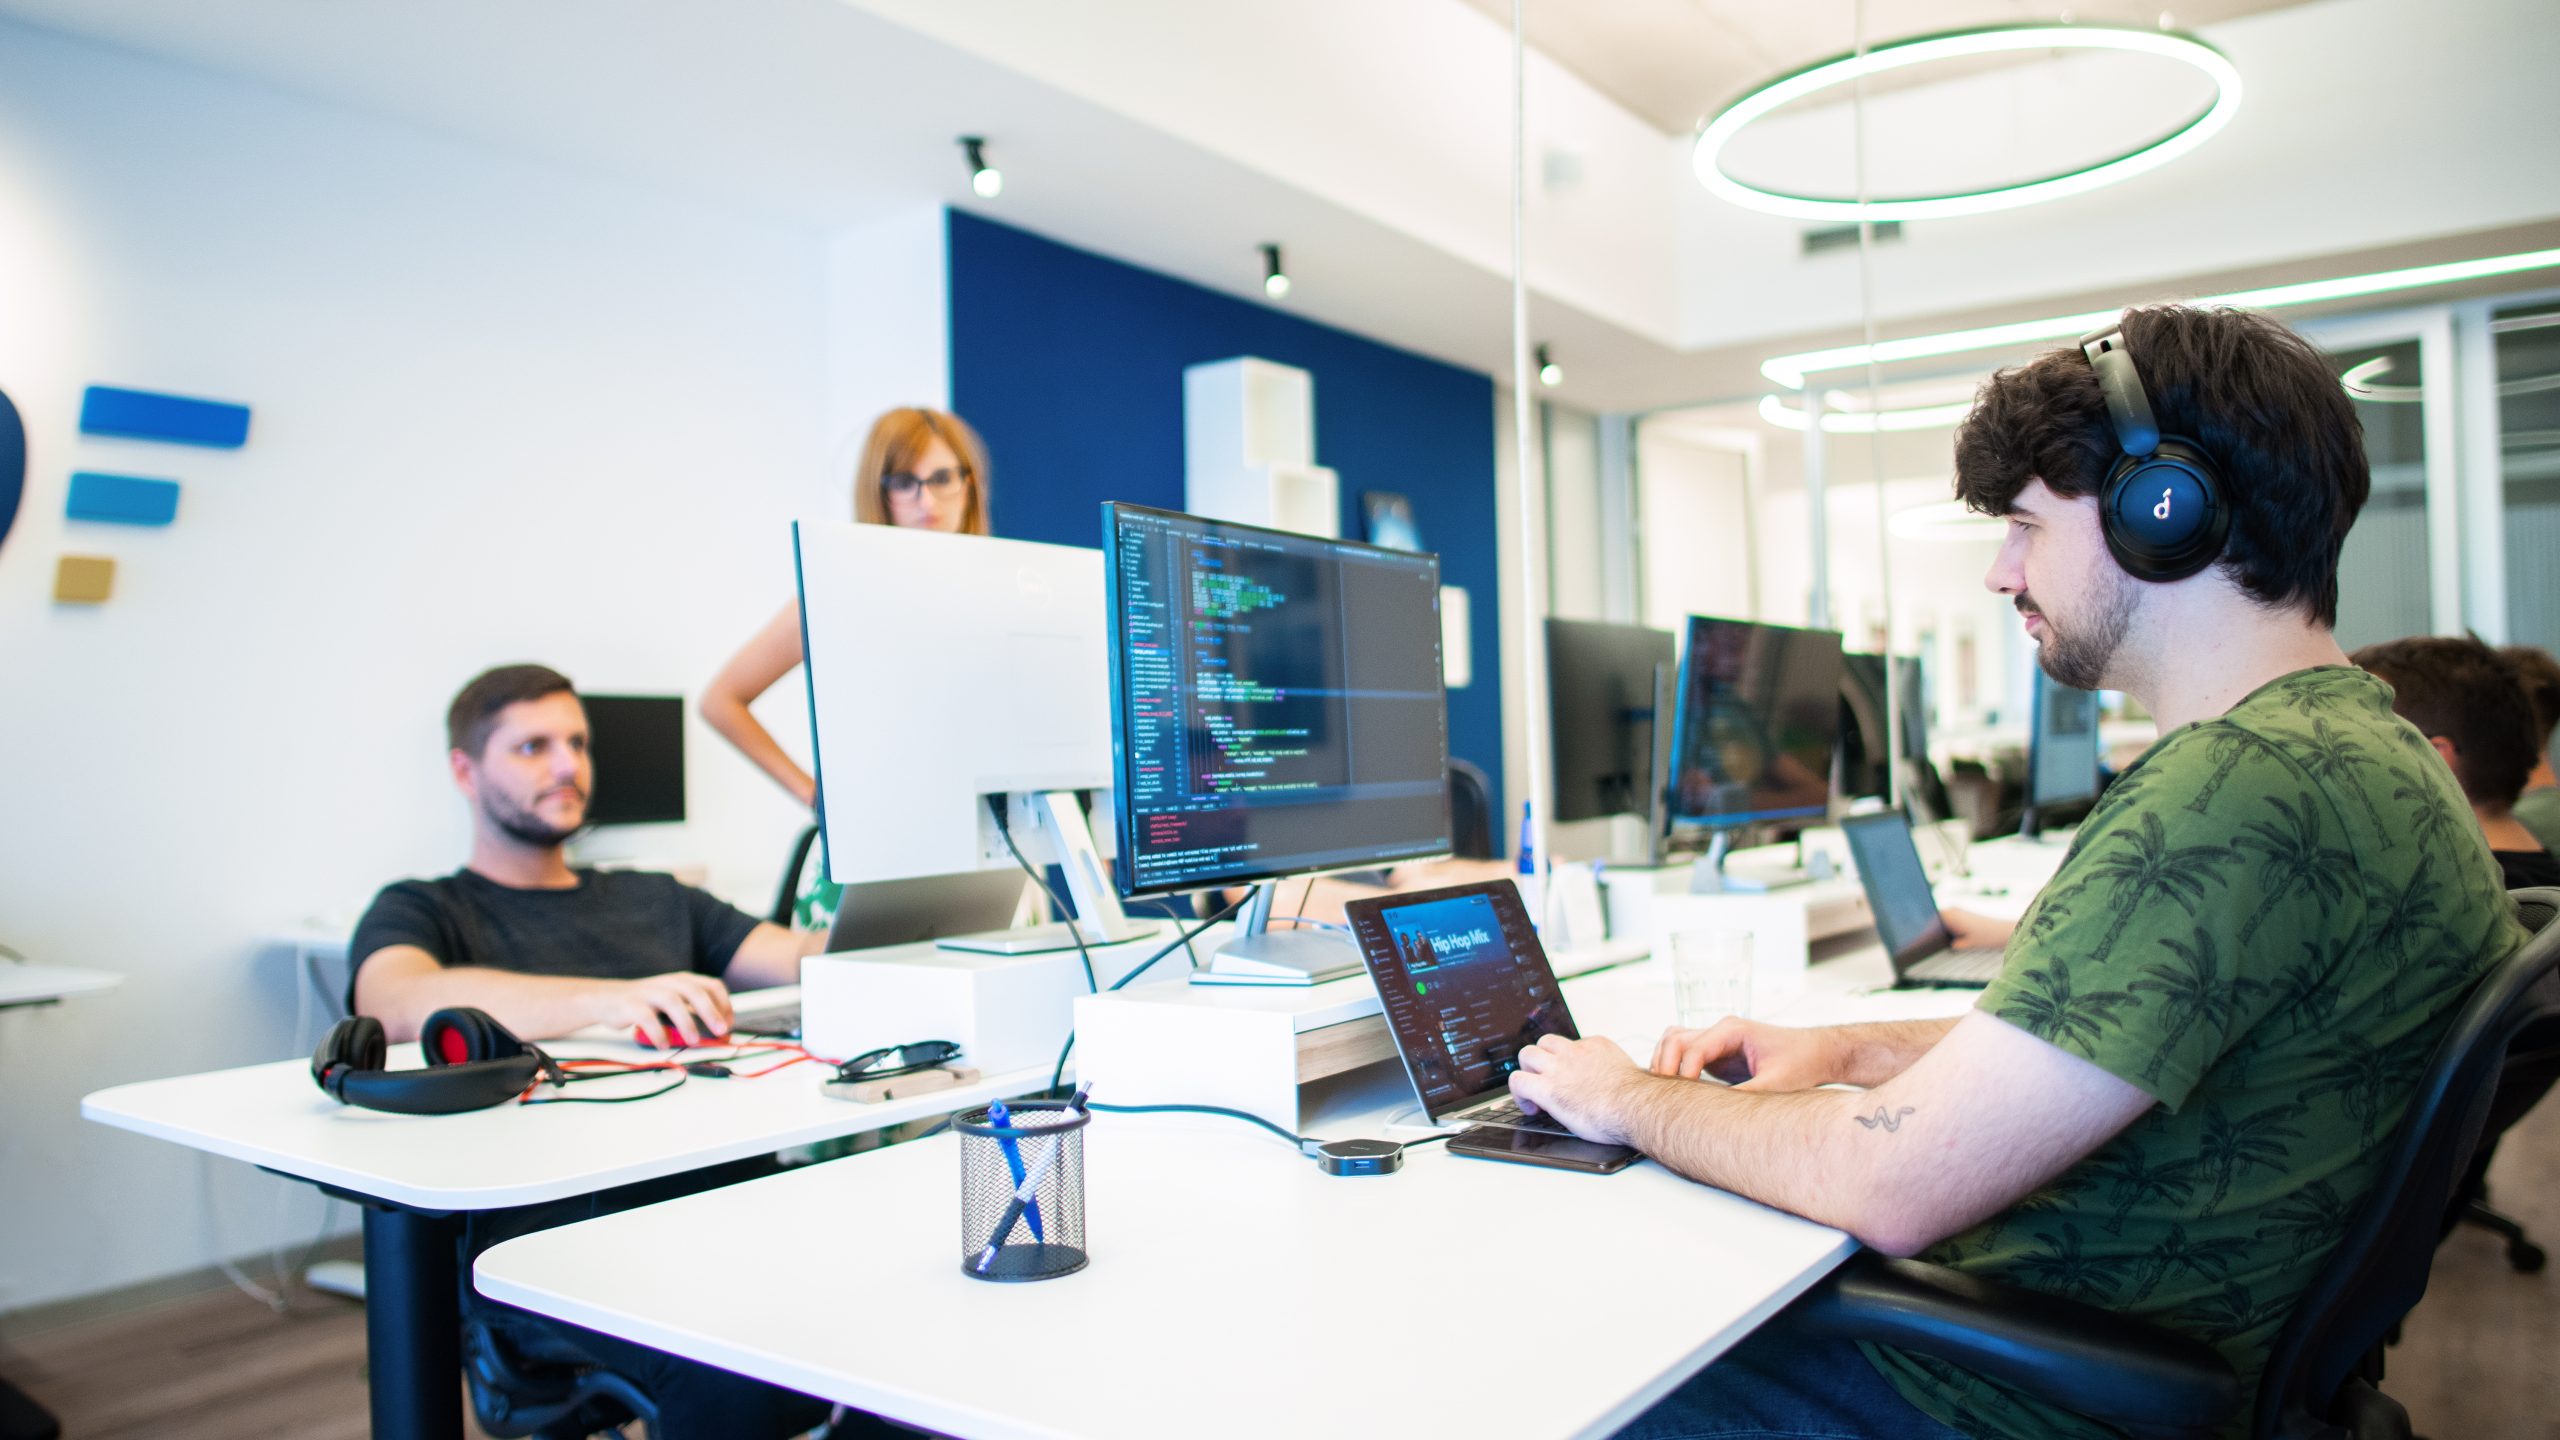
[794,520,1161,954]
[1666,615,1846,892]
[1103,502,1453,985]
[1545,617,1676,862]
[2021,668,2102,841]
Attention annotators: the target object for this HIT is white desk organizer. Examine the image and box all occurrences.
[804,937,1174,1078]
[1072,978,1396,1133]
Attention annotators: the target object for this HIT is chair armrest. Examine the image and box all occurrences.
[1790,1253,2242,1439]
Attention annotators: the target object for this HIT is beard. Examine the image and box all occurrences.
[2022,568,2138,691]
[485,786,587,848]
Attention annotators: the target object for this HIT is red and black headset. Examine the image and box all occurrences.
[311,1007,561,1115]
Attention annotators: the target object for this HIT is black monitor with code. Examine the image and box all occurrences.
[1102,503,1451,982]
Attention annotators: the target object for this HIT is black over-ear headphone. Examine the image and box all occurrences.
[2081,320,2231,583]
[311,1007,558,1115]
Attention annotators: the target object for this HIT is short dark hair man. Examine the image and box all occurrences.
[2502,644,2560,857]
[351,663,822,1042]
[2354,635,2560,889]
[1514,307,2525,1439]
[350,665,840,1439]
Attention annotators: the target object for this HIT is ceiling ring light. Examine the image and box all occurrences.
[1695,24,2243,224]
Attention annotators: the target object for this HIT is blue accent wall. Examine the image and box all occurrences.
[946,210,1504,850]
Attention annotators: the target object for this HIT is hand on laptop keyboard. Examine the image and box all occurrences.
[1468,1098,1573,1135]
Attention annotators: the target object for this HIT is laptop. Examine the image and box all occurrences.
[1840,812,2004,988]
[1344,879,1638,1166]
[825,870,1030,952]
[733,871,1032,1039]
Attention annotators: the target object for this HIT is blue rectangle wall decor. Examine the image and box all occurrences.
[79,385,252,448]
[65,472,181,526]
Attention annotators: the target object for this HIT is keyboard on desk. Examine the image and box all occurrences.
[729,1005,801,1039]
[1452,1097,1573,1135]
[1905,947,2004,985]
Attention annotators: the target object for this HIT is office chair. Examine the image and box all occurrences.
[770,823,821,926]
[1448,758,1495,861]
[2446,959,2560,1272]
[1791,887,2560,1440]
[463,1312,658,1439]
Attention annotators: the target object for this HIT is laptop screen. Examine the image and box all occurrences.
[1841,813,1953,966]
[1347,880,1577,1119]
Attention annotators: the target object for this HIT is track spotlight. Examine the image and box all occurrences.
[1536,345,1562,388]
[1262,244,1291,301]
[960,136,1002,199]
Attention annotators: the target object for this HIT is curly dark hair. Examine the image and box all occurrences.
[1952,304,2369,626]
[2351,635,2539,808]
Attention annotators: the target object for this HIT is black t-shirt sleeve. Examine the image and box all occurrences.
[346,880,459,1015]
[682,884,766,978]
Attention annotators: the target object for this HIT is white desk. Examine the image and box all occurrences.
[0,963,120,1009]
[78,942,1101,1440]
[474,951,1984,1440]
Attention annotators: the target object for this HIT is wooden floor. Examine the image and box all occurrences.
[10,1101,2560,1439]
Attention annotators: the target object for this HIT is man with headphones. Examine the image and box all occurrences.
[1510,306,2527,1440]
[344,664,857,1440]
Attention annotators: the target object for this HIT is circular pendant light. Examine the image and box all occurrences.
[1694,24,2242,223]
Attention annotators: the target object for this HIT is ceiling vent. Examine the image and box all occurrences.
[1801,220,1903,257]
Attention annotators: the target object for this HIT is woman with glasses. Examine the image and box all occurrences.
[700,407,993,810]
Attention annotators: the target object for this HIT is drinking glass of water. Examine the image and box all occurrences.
[1670,928,1755,1030]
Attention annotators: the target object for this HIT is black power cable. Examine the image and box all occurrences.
[989,797,1098,994]
[1047,892,1251,1092]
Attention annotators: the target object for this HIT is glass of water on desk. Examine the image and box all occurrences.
[1670,928,1754,1029]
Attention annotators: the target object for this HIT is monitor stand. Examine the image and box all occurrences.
[1188,882,1364,986]
[940,791,1165,955]
[1689,829,1833,895]
[2013,807,2070,845]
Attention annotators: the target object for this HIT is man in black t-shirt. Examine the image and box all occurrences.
[350,664,852,1440]
[351,664,823,1043]
[2353,635,2560,889]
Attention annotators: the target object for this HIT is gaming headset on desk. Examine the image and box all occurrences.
[312,1007,561,1115]
[2081,318,2231,583]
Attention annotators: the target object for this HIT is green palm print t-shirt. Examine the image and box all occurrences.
[1865,666,2526,1440]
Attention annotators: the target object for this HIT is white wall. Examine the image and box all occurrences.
[0,22,834,1311]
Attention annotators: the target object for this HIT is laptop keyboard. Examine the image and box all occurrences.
[1456,1097,1573,1134]
[729,1005,802,1038]
[1908,948,2004,984]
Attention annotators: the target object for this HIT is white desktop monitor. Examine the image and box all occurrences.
[794,521,1153,948]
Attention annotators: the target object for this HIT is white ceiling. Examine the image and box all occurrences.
[1451,0,2321,135]
[0,0,2549,414]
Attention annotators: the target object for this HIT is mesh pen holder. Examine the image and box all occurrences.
[955,1100,1089,1282]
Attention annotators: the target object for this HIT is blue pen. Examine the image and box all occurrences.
[984,1100,1046,1243]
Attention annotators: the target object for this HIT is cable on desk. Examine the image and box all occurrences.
[1086,1101,1457,1164]
[1049,894,1253,1093]
[991,798,1098,995]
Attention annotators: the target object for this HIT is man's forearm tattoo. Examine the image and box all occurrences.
[1854,1106,1917,1133]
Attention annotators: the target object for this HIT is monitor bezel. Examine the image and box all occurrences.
[1100,500,1456,901]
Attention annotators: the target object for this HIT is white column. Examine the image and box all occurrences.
[2453,301,2508,643]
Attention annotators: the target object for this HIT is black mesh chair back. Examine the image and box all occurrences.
[1448,758,1495,860]
[2254,887,2560,1435]
[770,823,821,925]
